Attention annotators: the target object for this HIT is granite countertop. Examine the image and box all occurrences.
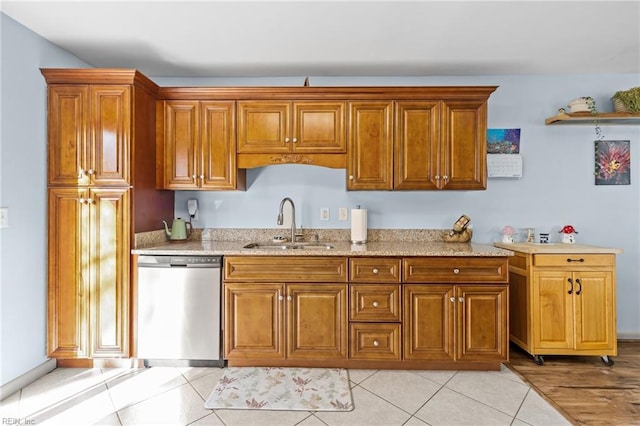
[494,242,622,254]
[132,240,513,257]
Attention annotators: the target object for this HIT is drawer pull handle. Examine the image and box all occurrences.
[453,268,460,274]
[567,278,574,294]
[372,268,379,274]
[575,278,582,295]
[373,340,380,347]
[450,297,456,303]
[372,301,379,307]
[566,258,585,263]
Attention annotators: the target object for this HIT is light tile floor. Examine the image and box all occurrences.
[1,365,571,426]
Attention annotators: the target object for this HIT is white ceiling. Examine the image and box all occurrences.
[2,0,640,78]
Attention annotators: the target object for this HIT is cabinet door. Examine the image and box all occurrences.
[237,101,290,153]
[456,285,508,361]
[347,101,393,190]
[287,284,347,359]
[47,85,90,186]
[47,188,90,358]
[89,188,130,357]
[224,283,285,359]
[574,271,616,351]
[403,285,455,361]
[440,100,487,189]
[163,101,199,189]
[90,85,130,186]
[394,101,440,189]
[200,101,238,189]
[293,101,346,152]
[532,271,574,349]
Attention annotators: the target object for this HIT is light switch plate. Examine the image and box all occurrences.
[320,207,330,221]
[338,207,348,221]
[0,207,8,228]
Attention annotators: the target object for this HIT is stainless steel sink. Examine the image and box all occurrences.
[243,242,334,250]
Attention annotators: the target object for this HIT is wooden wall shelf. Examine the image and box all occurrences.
[545,111,640,125]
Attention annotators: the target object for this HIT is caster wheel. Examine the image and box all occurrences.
[601,356,614,366]
[534,355,544,365]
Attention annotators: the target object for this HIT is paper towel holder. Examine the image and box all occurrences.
[350,205,368,244]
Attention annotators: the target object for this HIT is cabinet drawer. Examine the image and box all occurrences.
[349,323,401,360]
[533,254,615,267]
[350,284,401,322]
[349,258,401,282]
[224,256,347,282]
[403,257,508,283]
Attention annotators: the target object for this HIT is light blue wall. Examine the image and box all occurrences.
[1,13,638,386]
[0,13,90,385]
[158,74,640,339]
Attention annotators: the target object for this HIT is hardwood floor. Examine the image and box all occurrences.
[507,341,640,425]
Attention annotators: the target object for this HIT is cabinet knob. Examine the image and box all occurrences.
[192,174,196,179]
[278,295,284,301]
[372,301,379,307]
[450,297,456,303]
[292,137,298,143]
[453,268,460,274]
[373,340,380,347]
[285,137,290,143]
[458,297,464,303]
[443,175,449,181]
[78,169,86,178]
[435,175,440,180]
[372,268,379,274]
[349,175,354,180]
[287,295,292,301]
[79,197,86,204]
[200,174,204,179]
[88,198,95,204]
[87,169,95,175]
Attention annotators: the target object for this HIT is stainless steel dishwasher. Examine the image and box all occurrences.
[136,255,223,367]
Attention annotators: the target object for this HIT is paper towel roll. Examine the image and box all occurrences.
[350,208,367,244]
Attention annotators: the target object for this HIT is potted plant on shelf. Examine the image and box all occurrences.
[567,96,604,141]
[612,87,640,113]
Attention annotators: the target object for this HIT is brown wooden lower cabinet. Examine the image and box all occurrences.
[224,255,509,370]
[403,284,508,362]
[224,282,348,362]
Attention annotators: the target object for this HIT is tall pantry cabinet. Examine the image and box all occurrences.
[42,69,174,363]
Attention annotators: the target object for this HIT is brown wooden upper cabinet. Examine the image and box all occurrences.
[348,99,489,190]
[161,100,245,190]
[47,84,131,187]
[237,101,346,154]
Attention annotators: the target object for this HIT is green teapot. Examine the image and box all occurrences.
[163,218,192,241]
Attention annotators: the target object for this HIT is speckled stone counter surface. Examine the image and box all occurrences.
[133,228,513,257]
[494,242,622,254]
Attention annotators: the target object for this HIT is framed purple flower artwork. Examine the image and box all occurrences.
[594,140,630,185]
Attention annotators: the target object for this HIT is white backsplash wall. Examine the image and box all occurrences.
[165,73,640,338]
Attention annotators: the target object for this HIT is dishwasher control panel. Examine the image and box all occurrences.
[137,255,221,267]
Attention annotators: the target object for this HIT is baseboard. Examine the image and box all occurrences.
[0,359,57,401]
[618,334,640,341]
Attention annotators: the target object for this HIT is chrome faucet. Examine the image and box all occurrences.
[277,197,297,243]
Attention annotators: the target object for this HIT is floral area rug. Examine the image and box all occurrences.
[204,367,354,411]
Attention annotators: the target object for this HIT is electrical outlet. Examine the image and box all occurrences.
[338,207,348,221]
[320,207,330,221]
[187,199,198,221]
[0,207,7,228]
